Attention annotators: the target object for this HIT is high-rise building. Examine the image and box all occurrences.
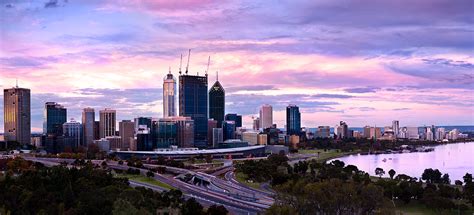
[44,102,67,153]
[119,120,134,149]
[99,108,116,138]
[106,136,123,150]
[212,128,223,148]
[169,116,194,148]
[286,105,301,136]
[392,120,399,138]
[222,121,236,141]
[93,121,100,140]
[3,86,31,145]
[44,102,67,136]
[163,70,176,118]
[135,117,152,151]
[152,118,178,148]
[316,126,330,138]
[252,117,260,131]
[63,119,82,149]
[209,76,225,128]
[336,121,348,139]
[435,127,446,141]
[259,104,273,129]
[224,113,242,128]
[179,72,208,147]
[82,107,95,146]
[208,119,217,144]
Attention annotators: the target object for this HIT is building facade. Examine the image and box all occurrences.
[3,87,31,145]
[82,107,95,146]
[286,105,301,136]
[99,108,116,138]
[163,71,176,118]
[44,102,67,153]
[179,74,208,147]
[63,119,82,149]
[224,113,242,128]
[259,104,273,129]
[222,120,236,141]
[209,79,225,128]
[119,120,134,149]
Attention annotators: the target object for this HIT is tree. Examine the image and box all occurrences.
[146,170,154,178]
[118,160,124,165]
[181,198,204,215]
[375,167,385,178]
[455,180,463,186]
[388,169,396,179]
[463,173,473,184]
[441,173,450,184]
[206,205,228,215]
[422,168,442,183]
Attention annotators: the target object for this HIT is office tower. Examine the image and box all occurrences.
[106,136,122,150]
[286,105,301,136]
[82,107,95,146]
[63,119,82,149]
[167,116,194,148]
[93,121,100,140]
[209,75,225,128]
[449,129,459,140]
[435,127,446,141]
[222,121,236,140]
[152,118,177,148]
[44,102,67,153]
[317,126,330,138]
[94,138,110,152]
[336,121,348,139]
[252,117,260,131]
[3,86,31,145]
[259,104,273,129]
[99,108,116,138]
[242,131,259,145]
[406,127,419,139]
[392,120,399,138]
[135,117,152,151]
[426,127,434,141]
[44,102,67,136]
[208,119,217,144]
[119,120,134,149]
[163,70,176,118]
[224,113,242,128]
[212,128,223,148]
[179,67,208,148]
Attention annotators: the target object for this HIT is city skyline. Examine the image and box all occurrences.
[1,0,474,132]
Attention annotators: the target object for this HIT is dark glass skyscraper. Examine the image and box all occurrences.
[135,117,152,151]
[286,105,301,136]
[179,74,208,148]
[224,113,242,128]
[209,79,225,128]
[43,102,67,153]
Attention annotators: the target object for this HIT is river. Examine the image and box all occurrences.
[332,142,474,182]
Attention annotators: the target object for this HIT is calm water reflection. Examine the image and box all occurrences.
[332,142,474,182]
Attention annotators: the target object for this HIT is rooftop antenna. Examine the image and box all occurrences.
[186,49,191,74]
[216,71,219,81]
[206,56,210,76]
[15,79,18,88]
[169,66,171,74]
[179,54,183,75]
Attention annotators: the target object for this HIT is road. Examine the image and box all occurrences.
[21,156,271,215]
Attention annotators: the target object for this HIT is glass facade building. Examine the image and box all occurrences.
[286,105,301,136]
[44,102,67,136]
[82,107,95,146]
[152,119,177,148]
[222,120,236,141]
[163,71,176,118]
[209,80,225,128]
[3,87,31,145]
[179,74,208,148]
[224,113,242,128]
[135,117,152,151]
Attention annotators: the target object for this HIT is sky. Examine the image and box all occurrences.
[0,0,473,132]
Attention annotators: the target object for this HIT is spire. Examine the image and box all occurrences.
[206,56,210,76]
[169,66,171,74]
[186,49,191,74]
[216,71,218,81]
[179,54,183,75]
[15,79,18,88]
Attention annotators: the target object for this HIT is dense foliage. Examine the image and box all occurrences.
[0,157,228,215]
[235,154,474,214]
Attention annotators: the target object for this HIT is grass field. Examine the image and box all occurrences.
[235,172,262,190]
[116,173,175,190]
[298,149,357,162]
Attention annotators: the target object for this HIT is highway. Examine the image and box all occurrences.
[21,156,272,215]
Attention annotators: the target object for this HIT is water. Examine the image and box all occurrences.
[332,142,474,182]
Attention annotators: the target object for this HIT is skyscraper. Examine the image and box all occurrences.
[44,102,67,136]
[152,118,178,148]
[99,108,116,138]
[392,120,399,138]
[286,105,301,135]
[119,120,134,149]
[3,86,31,145]
[259,104,273,129]
[135,117,152,151]
[179,69,208,147]
[163,69,176,118]
[224,113,242,128]
[222,121,236,140]
[43,102,67,153]
[209,74,225,128]
[82,107,95,146]
[63,119,82,149]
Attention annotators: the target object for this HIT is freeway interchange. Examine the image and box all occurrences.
[20,156,274,215]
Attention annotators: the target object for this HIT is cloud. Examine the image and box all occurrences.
[344,87,379,93]
[311,94,353,99]
[225,85,279,93]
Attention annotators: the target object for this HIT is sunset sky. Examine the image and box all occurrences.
[1,0,473,132]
